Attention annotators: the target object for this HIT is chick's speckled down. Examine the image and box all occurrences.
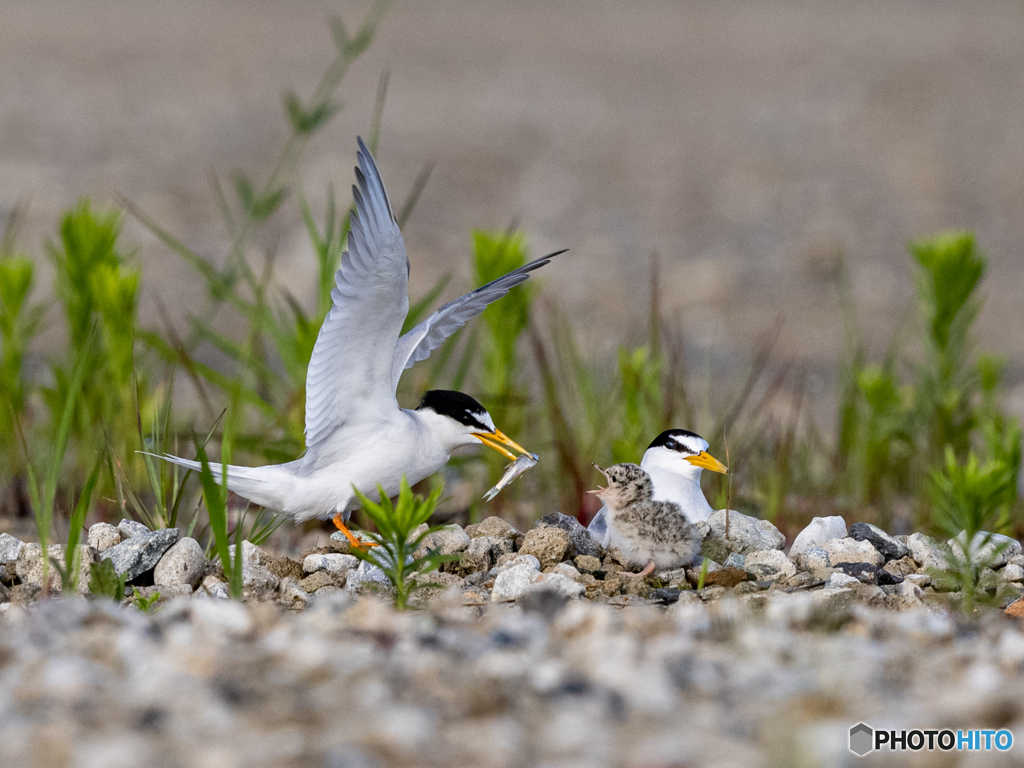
[600,463,702,571]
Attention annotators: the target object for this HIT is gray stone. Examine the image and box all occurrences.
[948,531,1023,568]
[465,516,519,540]
[459,535,513,574]
[413,526,471,558]
[531,572,586,599]
[825,571,861,588]
[574,555,602,573]
[701,509,785,560]
[299,570,338,593]
[86,523,121,551]
[279,578,311,605]
[345,559,394,597]
[895,580,925,605]
[1000,563,1024,583]
[905,573,931,588]
[153,537,205,588]
[226,541,280,592]
[519,527,572,568]
[102,528,179,581]
[822,537,883,567]
[797,547,834,580]
[723,552,746,569]
[0,533,24,565]
[744,550,797,581]
[117,519,151,540]
[789,516,847,557]
[536,512,600,558]
[907,533,947,570]
[882,556,919,579]
[303,553,359,575]
[199,576,230,599]
[834,562,902,585]
[849,522,909,561]
[493,554,541,574]
[491,563,538,601]
[15,543,99,592]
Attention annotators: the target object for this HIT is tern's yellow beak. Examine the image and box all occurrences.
[473,429,531,462]
[684,450,730,475]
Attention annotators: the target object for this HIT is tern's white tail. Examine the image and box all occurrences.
[156,454,296,515]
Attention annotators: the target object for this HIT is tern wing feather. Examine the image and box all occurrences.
[304,138,409,447]
[390,249,566,390]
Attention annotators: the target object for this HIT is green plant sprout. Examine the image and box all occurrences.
[131,587,162,613]
[350,478,457,610]
[89,559,128,602]
[196,436,244,600]
[928,445,1018,612]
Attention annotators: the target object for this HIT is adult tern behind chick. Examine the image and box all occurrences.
[158,138,563,545]
[587,429,728,548]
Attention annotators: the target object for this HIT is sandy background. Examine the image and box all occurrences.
[3,0,1024,421]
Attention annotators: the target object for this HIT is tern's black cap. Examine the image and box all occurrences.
[647,429,705,453]
[417,390,491,430]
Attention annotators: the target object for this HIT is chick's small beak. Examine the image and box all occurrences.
[684,450,730,474]
[473,428,531,462]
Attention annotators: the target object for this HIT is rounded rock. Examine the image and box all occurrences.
[822,537,883,567]
[154,537,205,588]
[87,522,121,551]
[303,553,359,575]
[519,528,571,569]
[789,516,848,557]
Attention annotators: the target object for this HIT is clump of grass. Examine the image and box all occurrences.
[46,200,144,485]
[835,231,1021,534]
[13,327,96,593]
[0,222,45,480]
[928,446,1019,611]
[350,478,456,610]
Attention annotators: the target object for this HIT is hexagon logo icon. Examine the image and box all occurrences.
[849,723,874,756]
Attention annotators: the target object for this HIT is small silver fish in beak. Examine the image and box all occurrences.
[482,452,539,501]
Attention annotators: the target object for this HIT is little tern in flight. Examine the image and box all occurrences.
[587,429,728,547]
[159,138,563,545]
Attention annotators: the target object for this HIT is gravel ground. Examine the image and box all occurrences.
[3,513,1024,766]
[2,587,1023,767]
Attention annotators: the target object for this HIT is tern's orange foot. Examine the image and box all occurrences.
[332,514,378,549]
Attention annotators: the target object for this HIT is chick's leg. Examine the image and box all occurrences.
[620,560,656,579]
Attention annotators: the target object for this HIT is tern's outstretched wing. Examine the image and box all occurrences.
[390,249,566,390]
[304,138,408,447]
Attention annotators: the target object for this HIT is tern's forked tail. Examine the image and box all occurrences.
[150,453,293,516]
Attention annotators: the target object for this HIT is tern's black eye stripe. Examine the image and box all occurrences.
[665,440,696,455]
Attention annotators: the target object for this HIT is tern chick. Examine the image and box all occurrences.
[589,463,702,579]
[587,429,728,548]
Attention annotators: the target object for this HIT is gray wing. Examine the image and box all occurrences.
[304,138,409,447]
[587,506,611,548]
[390,249,567,390]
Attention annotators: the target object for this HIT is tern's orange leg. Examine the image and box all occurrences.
[332,513,377,549]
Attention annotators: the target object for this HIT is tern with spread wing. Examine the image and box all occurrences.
[159,138,562,546]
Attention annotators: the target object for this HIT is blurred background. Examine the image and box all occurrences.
[4,1,1023,399]
[2,0,1024,538]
